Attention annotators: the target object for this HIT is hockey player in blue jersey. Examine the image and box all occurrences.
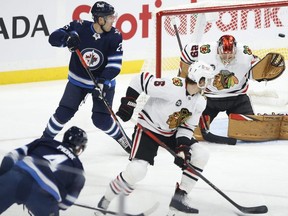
[41,1,131,154]
[0,126,87,216]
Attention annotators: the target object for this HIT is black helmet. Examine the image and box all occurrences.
[63,126,88,155]
[91,1,115,21]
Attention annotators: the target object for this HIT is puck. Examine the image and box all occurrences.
[278,33,285,38]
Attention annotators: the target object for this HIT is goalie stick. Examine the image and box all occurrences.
[75,49,131,153]
[200,115,237,145]
[74,202,159,216]
[172,17,237,145]
[133,121,268,214]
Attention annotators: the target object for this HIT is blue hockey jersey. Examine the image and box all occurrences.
[49,20,123,89]
[1,138,85,210]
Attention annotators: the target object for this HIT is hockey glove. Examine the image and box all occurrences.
[116,87,140,122]
[94,79,110,99]
[0,155,16,175]
[116,97,137,122]
[174,145,192,170]
[66,31,80,52]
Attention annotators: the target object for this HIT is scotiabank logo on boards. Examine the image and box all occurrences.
[72,4,154,40]
[73,5,284,39]
[0,3,284,40]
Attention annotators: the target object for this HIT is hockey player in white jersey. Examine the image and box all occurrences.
[95,61,216,215]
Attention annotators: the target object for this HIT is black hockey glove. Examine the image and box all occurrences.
[116,87,140,122]
[0,155,15,175]
[116,97,137,122]
[174,145,192,170]
[174,137,197,169]
[66,31,80,52]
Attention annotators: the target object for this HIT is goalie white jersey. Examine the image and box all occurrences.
[130,72,206,139]
[181,42,259,98]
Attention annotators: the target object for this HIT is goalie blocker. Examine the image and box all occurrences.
[228,114,288,141]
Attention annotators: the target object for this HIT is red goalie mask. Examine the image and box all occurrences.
[217,35,237,65]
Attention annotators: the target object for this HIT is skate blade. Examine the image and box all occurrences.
[94,210,105,216]
[167,207,199,216]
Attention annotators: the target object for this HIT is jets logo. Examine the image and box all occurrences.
[93,33,101,40]
[172,77,183,87]
[200,44,211,54]
[115,29,121,35]
[81,48,104,70]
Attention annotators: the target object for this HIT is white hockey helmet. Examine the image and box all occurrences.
[187,61,216,89]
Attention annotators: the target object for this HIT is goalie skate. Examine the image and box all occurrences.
[167,183,199,215]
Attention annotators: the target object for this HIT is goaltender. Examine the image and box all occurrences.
[179,34,286,142]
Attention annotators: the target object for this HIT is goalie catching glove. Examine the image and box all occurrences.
[174,137,197,170]
[116,87,140,122]
[252,52,285,82]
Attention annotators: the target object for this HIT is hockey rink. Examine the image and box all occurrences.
[0,73,288,216]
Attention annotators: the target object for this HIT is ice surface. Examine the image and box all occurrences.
[0,74,287,216]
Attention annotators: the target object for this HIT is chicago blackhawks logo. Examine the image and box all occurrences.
[200,44,211,54]
[166,108,192,129]
[243,45,252,55]
[172,77,183,87]
[81,48,104,70]
[213,70,239,90]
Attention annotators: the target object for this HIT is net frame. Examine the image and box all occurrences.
[135,0,288,117]
[150,0,288,77]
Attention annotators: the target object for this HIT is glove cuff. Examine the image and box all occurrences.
[126,87,140,100]
[176,137,197,147]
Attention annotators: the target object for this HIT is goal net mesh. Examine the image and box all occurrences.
[134,0,288,119]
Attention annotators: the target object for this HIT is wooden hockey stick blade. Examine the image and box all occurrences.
[74,202,159,216]
[134,123,268,214]
[202,131,237,145]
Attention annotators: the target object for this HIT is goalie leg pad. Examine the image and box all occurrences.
[280,115,288,140]
[228,114,283,141]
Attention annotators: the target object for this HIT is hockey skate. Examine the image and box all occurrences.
[167,183,198,215]
[94,196,110,216]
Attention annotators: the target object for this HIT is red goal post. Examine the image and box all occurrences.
[141,0,288,77]
[139,0,288,109]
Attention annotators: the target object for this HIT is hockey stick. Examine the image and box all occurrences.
[171,17,237,145]
[74,202,159,216]
[200,115,237,145]
[75,49,131,153]
[134,122,268,214]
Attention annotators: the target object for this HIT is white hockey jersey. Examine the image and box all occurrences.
[130,72,206,140]
[181,42,259,98]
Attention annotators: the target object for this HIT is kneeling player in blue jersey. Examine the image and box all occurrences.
[0,126,87,216]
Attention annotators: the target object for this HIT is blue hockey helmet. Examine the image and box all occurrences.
[63,126,88,155]
[91,1,115,21]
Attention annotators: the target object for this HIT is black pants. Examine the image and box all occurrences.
[202,94,254,123]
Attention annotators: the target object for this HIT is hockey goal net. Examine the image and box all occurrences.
[135,0,288,119]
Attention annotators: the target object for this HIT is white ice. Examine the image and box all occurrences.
[0,73,288,216]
